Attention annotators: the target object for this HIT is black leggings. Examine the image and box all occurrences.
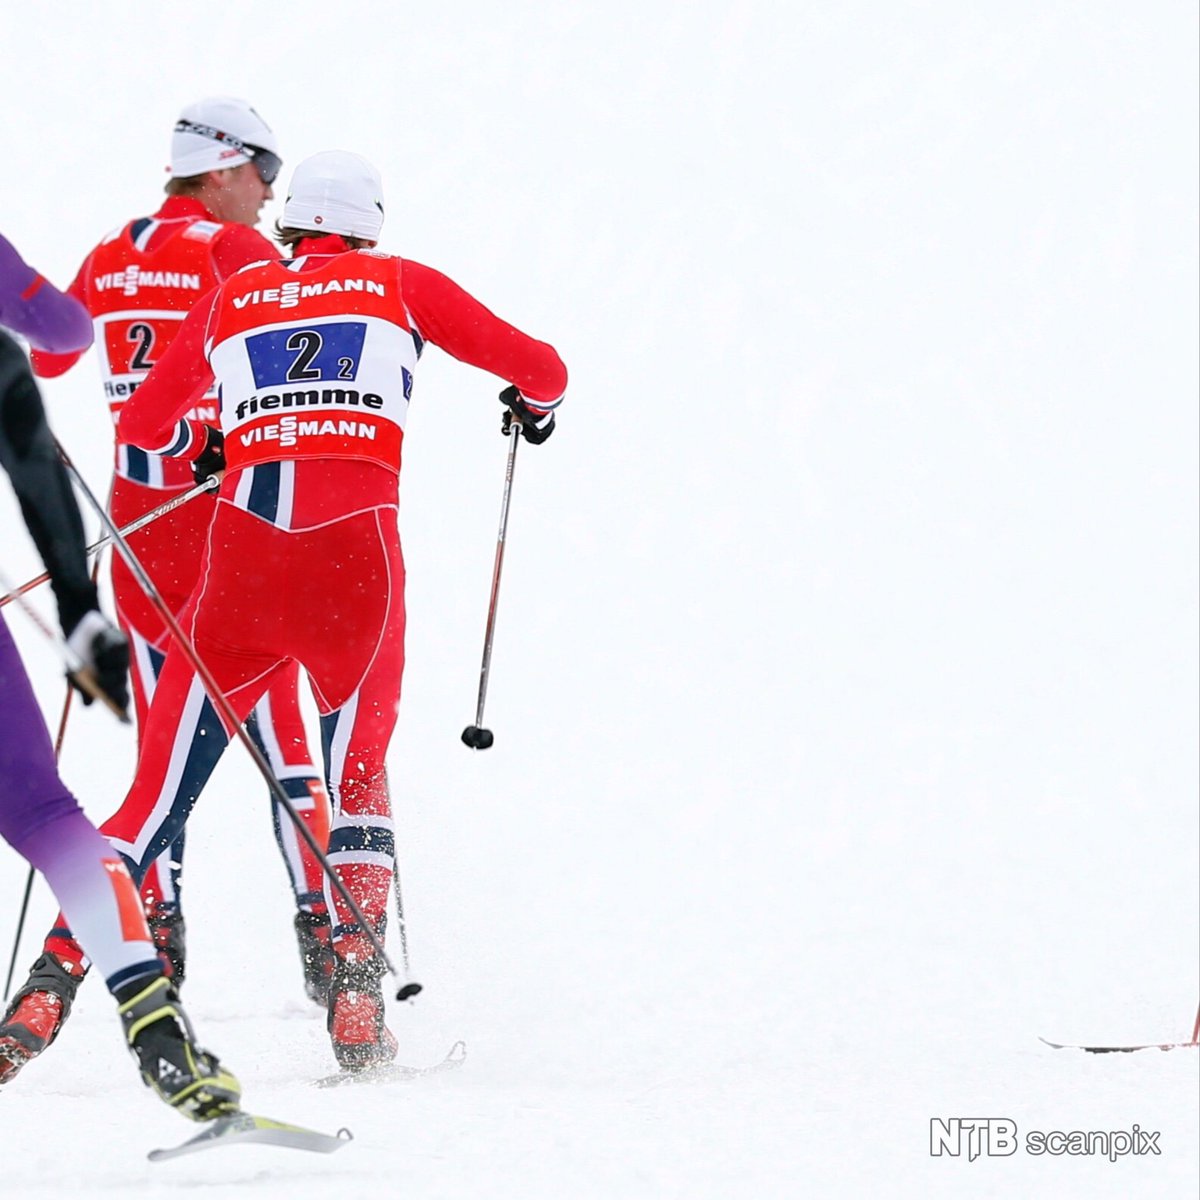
[0,330,97,633]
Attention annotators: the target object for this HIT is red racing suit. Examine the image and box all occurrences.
[82,235,567,961]
[30,198,331,936]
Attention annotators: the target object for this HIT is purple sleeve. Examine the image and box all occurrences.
[0,232,93,354]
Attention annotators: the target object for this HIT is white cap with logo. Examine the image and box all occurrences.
[170,97,279,178]
[282,151,385,241]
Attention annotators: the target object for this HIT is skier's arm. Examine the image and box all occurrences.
[116,289,218,459]
[0,331,99,633]
[27,259,92,377]
[0,235,93,358]
[0,332,130,709]
[401,261,567,407]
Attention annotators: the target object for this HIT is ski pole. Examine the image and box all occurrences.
[391,860,414,978]
[1,871,34,1004]
[0,476,218,612]
[461,418,521,750]
[3,546,103,1001]
[55,441,422,1002]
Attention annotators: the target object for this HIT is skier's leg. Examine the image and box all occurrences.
[10,611,280,1059]
[102,644,282,881]
[0,613,158,1076]
[11,801,241,1117]
[303,509,406,1069]
[122,628,189,982]
[111,477,210,988]
[0,625,240,1115]
[4,808,240,1119]
[0,611,224,1106]
[245,661,333,1003]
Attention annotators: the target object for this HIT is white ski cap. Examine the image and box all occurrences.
[282,151,385,241]
[170,97,278,178]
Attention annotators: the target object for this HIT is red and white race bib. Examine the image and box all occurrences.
[207,252,416,473]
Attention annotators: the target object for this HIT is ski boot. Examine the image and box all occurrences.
[0,952,83,1085]
[116,973,240,1120]
[148,905,187,986]
[294,908,334,1007]
[327,954,398,1071]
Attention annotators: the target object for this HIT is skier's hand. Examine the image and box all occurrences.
[65,609,131,718]
[191,424,226,485]
[499,385,555,444]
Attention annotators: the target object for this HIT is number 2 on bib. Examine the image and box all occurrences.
[246,322,368,388]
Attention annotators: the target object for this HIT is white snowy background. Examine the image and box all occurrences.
[1,2,1197,1197]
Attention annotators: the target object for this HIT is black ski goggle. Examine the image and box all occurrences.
[174,119,282,185]
[245,145,282,186]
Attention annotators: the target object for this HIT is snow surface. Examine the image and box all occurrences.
[1,2,1197,1197]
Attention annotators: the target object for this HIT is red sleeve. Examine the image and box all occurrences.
[401,260,567,406]
[29,255,93,377]
[117,289,218,457]
[212,225,277,280]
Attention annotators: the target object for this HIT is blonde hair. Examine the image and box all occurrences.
[164,174,208,196]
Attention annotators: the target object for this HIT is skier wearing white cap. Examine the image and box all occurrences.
[22,149,567,1071]
[17,99,335,1027]
[168,96,282,190]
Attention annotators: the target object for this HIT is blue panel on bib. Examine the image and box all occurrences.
[246,322,368,388]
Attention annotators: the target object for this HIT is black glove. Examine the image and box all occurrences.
[191,424,226,485]
[65,609,130,716]
[499,385,555,444]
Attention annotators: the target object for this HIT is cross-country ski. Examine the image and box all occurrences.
[313,1039,467,1088]
[1039,1036,1200,1055]
[148,1112,353,1161]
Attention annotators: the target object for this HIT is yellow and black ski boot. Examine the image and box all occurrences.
[116,973,240,1120]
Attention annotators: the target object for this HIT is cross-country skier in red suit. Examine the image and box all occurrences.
[21,150,566,1070]
[28,98,335,1005]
